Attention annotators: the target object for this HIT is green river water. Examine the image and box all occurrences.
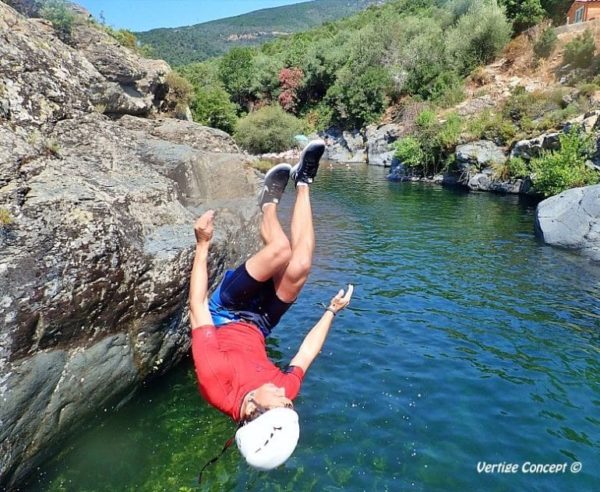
[26,164,599,491]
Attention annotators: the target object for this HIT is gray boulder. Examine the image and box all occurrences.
[322,128,366,163]
[0,112,260,488]
[0,4,260,487]
[535,184,600,262]
[365,123,402,167]
[510,132,561,160]
[456,140,507,173]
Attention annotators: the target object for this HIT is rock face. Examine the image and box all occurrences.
[0,2,259,487]
[365,123,401,167]
[535,184,600,262]
[455,140,507,172]
[322,128,366,163]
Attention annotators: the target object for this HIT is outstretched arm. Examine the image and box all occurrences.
[290,284,354,373]
[189,210,215,329]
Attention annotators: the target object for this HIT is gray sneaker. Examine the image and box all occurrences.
[258,163,292,207]
[290,139,326,186]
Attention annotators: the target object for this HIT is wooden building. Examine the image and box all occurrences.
[567,0,600,24]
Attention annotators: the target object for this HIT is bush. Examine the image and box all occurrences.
[190,86,238,134]
[394,136,425,168]
[0,208,12,227]
[534,27,557,59]
[39,0,75,41]
[326,66,392,129]
[563,30,596,69]
[530,127,599,196]
[466,110,517,145]
[493,157,530,180]
[104,27,138,50]
[165,72,193,106]
[234,105,304,154]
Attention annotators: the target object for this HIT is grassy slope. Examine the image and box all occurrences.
[136,0,385,66]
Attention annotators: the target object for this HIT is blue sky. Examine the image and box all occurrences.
[77,0,308,32]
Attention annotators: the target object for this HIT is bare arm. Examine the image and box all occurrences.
[289,284,353,373]
[189,211,215,329]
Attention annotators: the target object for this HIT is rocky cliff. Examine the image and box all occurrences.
[0,2,260,487]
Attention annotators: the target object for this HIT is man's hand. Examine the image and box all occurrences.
[328,284,354,314]
[194,210,214,244]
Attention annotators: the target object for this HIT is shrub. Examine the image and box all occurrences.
[190,86,238,134]
[470,66,493,87]
[250,160,275,173]
[394,136,425,168]
[530,127,599,196]
[438,112,463,150]
[326,66,391,129]
[0,208,12,227]
[303,102,334,132]
[493,157,530,180]
[104,27,138,50]
[234,105,304,154]
[563,30,596,69]
[534,27,557,59]
[165,72,193,106]
[39,0,75,41]
[466,110,517,145]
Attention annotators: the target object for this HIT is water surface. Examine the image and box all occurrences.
[30,165,600,491]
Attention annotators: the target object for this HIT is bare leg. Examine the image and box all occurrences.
[245,204,292,282]
[273,185,314,302]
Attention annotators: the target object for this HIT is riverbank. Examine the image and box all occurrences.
[27,165,600,492]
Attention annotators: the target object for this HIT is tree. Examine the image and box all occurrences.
[499,0,546,32]
[218,47,256,110]
[278,67,304,112]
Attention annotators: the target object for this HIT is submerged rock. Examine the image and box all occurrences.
[535,184,600,262]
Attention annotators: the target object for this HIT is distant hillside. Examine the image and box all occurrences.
[136,0,386,66]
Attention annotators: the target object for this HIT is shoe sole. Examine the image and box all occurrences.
[258,163,292,206]
[293,140,325,185]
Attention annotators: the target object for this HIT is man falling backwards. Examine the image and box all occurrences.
[189,140,353,470]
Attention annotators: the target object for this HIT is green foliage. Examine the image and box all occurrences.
[530,127,599,196]
[394,136,425,168]
[190,86,238,133]
[326,66,391,128]
[0,208,12,227]
[534,27,557,59]
[466,110,517,145]
[39,0,75,41]
[563,30,596,69]
[499,0,545,32]
[175,0,513,130]
[103,26,138,50]
[135,0,381,66]
[219,47,256,109]
[303,102,334,132]
[493,157,530,180]
[446,1,512,75]
[177,63,238,133]
[250,159,277,173]
[234,105,304,154]
[393,109,464,175]
[502,86,580,135]
[165,72,193,106]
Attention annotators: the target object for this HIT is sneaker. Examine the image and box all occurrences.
[258,163,292,207]
[290,139,326,186]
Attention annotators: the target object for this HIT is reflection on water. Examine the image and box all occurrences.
[29,164,600,491]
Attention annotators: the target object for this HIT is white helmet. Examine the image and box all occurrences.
[235,407,300,470]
